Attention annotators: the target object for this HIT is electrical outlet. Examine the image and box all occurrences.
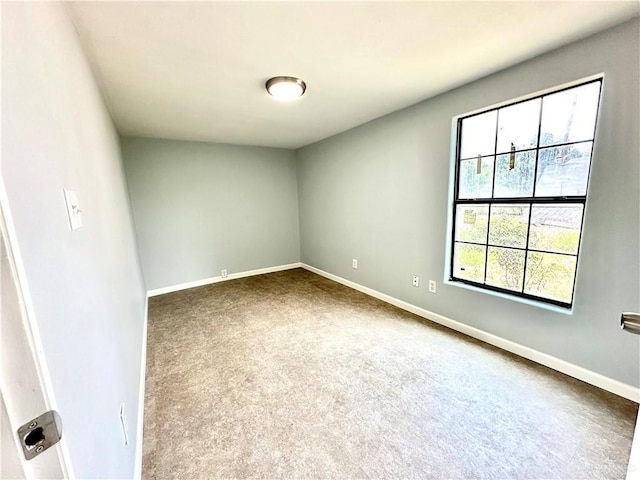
[429,280,437,294]
[352,259,358,269]
[221,269,228,278]
[412,275,420,287]
[119,403,129,446]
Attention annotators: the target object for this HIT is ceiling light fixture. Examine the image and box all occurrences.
[265,76,306,101]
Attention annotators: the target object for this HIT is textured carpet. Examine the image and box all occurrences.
[143,268,638,479]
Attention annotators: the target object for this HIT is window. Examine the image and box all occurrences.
[450,79,602,308]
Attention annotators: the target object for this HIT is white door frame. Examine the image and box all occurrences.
[628,415,640,480]
[0,177,74,478]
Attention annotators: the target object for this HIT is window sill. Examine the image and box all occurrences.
[443,278,574,315]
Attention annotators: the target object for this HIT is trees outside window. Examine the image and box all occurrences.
[450,79,602,308]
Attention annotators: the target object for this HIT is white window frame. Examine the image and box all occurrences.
[444,74,604,311]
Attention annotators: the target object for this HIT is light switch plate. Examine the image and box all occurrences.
[63,189,83,230]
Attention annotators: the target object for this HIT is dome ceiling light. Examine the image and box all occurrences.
[265,76,306,101]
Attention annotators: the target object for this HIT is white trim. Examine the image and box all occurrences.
[301,263,640,403]
[0,177,76,478]
[628,414,640,480]
[141,262,303,473]
[133,297,148,480]
[444,279,573,315]
[453,72,605,119]
[147,263,303,297]
[444,74,605,313]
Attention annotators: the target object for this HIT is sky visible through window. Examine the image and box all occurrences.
[451,80,601,307]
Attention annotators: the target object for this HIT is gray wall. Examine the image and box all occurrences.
[122,137,300,291]
[2,3,147,478]
[297,19,640,386]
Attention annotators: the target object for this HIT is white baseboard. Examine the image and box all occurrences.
[134,296,148,480]
[140,263,302,474]
[147,263,302,297]
[301,263,640,403]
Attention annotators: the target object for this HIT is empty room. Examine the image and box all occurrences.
[2,1,640,479]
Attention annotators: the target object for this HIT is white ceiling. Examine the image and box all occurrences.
[67,1,639,149]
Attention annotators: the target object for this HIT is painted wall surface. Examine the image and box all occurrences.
[297,19,640,386]
[1,394,24,480]
[2,3,147,478]
[122,137,300,290]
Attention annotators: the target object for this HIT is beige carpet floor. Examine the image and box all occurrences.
[143,268,638,479]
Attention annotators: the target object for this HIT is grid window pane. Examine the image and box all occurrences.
[524,252,577,304]
[455,205,489,243]
[494,151,535,198]
[451,79,600,307]
[540,82,600,147]
[496,98,541,153]
[528,204,582,255]
[458,157,494,199]
[453,243,486,283]
[460,110,497,159]
[488,205,530,248]
[535,142,592,197]
[486,247,525,292]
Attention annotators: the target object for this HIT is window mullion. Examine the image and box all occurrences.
[455,196,586,206]
[490,108,499,199]
[482,204,492,284]
[531,94,545,198]
[521,203,534,294]
[451,78,601,308]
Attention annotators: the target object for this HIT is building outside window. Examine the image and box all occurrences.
[450,78,603,308]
